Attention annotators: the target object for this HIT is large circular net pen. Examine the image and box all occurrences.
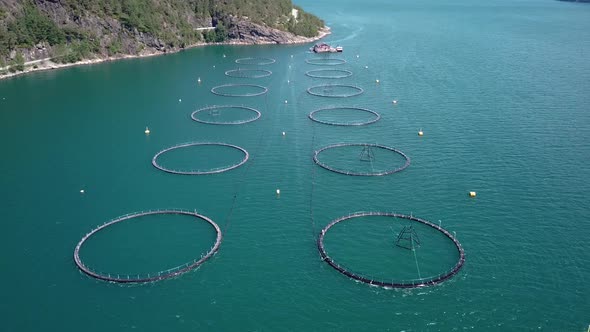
[317,212,465,288]
[73,209,222,284]
[313,143,410,176]
[235,57,276,65]
[307,84,364,98]
[305,69,353,79]
[309,106,380,126]
[152,142,249,175]
[211,84,268,97]
[225,68,272,78]
[305,58,347,66]
[191,105,261,125]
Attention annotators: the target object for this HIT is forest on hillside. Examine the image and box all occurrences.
[0,0,324,71]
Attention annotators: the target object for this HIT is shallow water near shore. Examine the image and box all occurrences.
[1,0,589,330]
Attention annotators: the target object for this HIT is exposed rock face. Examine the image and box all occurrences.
[226,15,316,44]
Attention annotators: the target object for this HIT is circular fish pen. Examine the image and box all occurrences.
[225,68,272,78]
[307,84,364,98]
[317,212,465,288]
[305,58,347,66]
[309,106,380,126]
[305,69,353,79]
[313,143,410,176]
[191,105,261,125]
[73,209,222,283]
[152,142,249,175]
[211,84,268,97]
[235,57,276,65]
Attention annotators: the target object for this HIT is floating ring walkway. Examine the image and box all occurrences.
[305,69,353,79]
[313,143,410,176]
[152,142,249,175]
[309,106,380,126]
[191,105,261,125]
[235,57,276,65]
[225,68,272,78]
[211,84,268,97]
[307,84,364,98]
[305,58,347,66]
[318,212,465,288]
[74,209,222,283]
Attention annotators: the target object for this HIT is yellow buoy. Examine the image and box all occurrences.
[145,127,150,135]
[469,191,477,197]
[418,129,424,136]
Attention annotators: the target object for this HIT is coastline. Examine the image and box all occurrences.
[0,27,331,81]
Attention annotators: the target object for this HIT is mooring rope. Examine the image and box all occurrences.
[221,93,270,233]
[412,241,422,280]
[309,122,319,238]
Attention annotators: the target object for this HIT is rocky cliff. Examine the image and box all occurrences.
[224,15,328,45]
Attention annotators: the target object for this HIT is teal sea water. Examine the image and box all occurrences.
[1,0,589,330]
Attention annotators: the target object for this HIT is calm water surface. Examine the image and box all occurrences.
[1,0,589,330]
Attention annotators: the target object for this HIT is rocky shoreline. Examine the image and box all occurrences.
[0,26,330,81]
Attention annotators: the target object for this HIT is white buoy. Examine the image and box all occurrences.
[392,99,398,104]
[80,189,85,194]
[145,127,150,135]
[223,54,226,58]
[282,131,286,136]
[284,100,288,104]
[418,129,424,136]
[179,98,182,102]
[287,80,290,84]
[375,79,380,83]
[291,55,293,58]
[213,65,215,68]
[356,54,360,58]
[197,77,201,83]
[365,65,368,69]
[276,189,281,195]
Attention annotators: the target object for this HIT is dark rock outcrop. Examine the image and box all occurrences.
[226,15,312,44]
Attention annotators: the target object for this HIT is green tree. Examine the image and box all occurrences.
[9,53,25,72]
[108,38,122,56]
[8,2,65,47]
[215,23,227,42]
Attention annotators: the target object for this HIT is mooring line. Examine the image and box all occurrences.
[412,241,422,280]
[222,93,270,233]
[309,122,318,238]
